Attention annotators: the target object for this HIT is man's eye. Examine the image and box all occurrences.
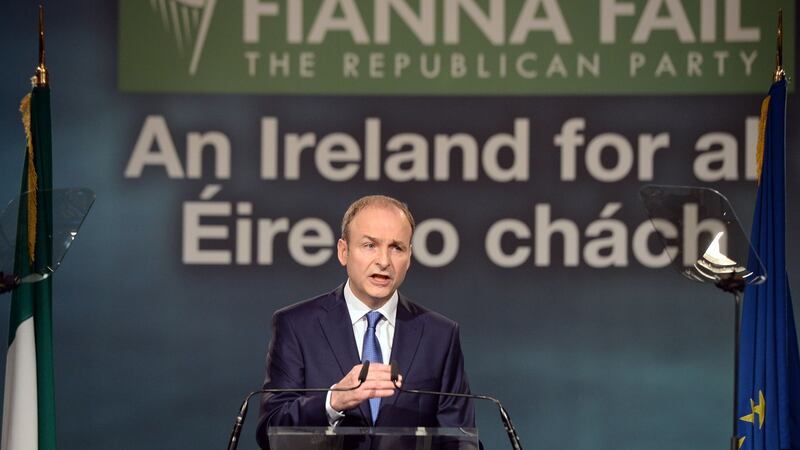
[363,242,375,248]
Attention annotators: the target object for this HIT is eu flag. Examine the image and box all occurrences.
[736,78,800,450]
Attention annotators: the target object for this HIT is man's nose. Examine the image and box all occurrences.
[375,247,390,267]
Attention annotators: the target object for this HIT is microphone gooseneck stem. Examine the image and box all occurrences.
[390,378,524,450]
[497,403,523,450]
[226,415,245,450]
[227,391,257,450]
[226,361,371,450]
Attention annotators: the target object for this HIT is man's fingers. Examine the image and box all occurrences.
[364,369,397,380]
[333,363,403,409]
[354,386,396,400]
[332,382,399,410]
[364,389,397,398]
[332,363,404,411]
[361,379,398,391]
[351,363,392,377]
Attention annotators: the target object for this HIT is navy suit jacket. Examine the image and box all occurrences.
[255,285,475,449]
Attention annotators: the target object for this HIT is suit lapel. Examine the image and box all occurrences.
[383,295,424,414]
[317,286,372,423]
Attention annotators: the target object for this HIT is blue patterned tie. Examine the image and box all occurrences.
[361,311,384,424]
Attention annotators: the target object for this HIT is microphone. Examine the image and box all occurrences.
[226,361,372,450]
[390,362,523,450]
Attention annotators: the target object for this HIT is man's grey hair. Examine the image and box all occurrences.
[340,195,415,242]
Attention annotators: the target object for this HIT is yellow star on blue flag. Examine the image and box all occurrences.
[739,390,765,429]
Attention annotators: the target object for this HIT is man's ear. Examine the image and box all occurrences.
[337,238,348,267]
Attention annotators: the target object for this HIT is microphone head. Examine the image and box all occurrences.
[358,360,371,383]
[390,360,399,383]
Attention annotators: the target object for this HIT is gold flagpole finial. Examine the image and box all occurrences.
[774,9,785,82]
[35,5,48,87]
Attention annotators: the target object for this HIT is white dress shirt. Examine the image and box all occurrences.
[325,280,398,424]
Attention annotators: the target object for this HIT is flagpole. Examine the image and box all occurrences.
[35,5,47,87]
[731,291,742,450]
[774,9,784,82]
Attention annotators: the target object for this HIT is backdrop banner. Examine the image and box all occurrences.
[0,1,798,449]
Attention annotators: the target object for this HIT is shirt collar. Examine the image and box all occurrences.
[343,279,398,327]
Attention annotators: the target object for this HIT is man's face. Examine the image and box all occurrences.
[337,205,412,308]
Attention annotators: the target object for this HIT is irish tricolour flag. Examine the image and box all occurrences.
[1,84,57,449]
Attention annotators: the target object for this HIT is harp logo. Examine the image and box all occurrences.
[147,0,216,75]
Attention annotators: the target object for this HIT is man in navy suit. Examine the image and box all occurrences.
[256,195,475,449]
